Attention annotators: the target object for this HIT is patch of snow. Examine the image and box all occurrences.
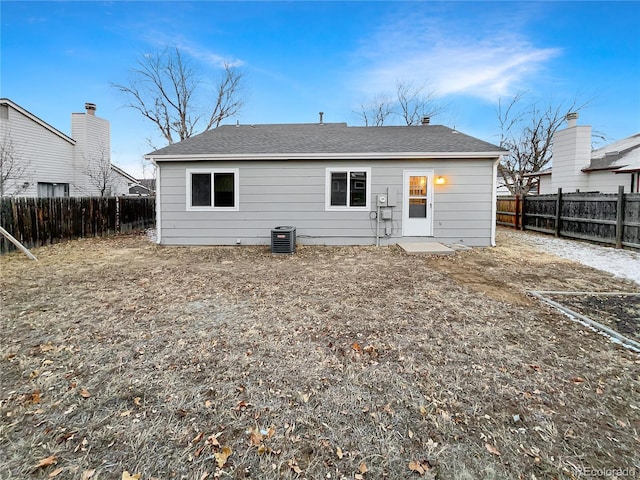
[505,230,640,286]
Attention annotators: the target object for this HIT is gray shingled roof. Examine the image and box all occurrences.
[583,133,640,172]
[147,123,505,157]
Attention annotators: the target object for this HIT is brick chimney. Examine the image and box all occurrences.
[551,113,591,192]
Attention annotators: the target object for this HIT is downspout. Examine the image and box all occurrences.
[150,158,161,244]
[491,157,501,247]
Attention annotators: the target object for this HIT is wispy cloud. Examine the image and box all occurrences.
[138,30,244,69]
[177,40,244,69]
[351,7,561,102]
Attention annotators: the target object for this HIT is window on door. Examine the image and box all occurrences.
[408,175,428,218]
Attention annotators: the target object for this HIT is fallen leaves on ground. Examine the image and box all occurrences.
[122,471,142,480]
[214,446,232,468]
[408,460,432,475]
[288,458,303,474]
[485,443,501,456]
[32,455,57,471]
[31,390,41,404]
[48,467,64,477]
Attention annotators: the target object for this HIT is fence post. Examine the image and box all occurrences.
[615,185,625,249]
[116,196,121,233]
[514,195,520,230]
[521,194,526,231]
[555,188,563,237]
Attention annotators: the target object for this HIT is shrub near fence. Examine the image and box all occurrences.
[497,186,640,249]
[0,196,155,254]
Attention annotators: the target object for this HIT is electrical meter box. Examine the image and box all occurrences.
[376,194,388,206]
[386,188,397,206]
[380,208,393,220]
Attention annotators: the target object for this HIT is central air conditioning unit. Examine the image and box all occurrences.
[271,226,296,254]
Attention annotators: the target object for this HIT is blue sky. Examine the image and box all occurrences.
[2,1,639,177]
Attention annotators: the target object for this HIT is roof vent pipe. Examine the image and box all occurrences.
[566,112,578,128]
[85,103,97,115]
[421,116,430,125]
[319,111,324,124]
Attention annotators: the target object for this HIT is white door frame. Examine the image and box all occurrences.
[402,170,434,237]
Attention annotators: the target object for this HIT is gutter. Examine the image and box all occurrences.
[147,157,161,244]
[145,151,508,162]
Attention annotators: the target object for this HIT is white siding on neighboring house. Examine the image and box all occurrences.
[110,165,144,196]
[0,102,75,196]
[110,169,130,196]
[538,174,553,194]
[586,170,630,193]
[551,125,591,192]
[540,119,639,194]
[71,110,110,196]
[158,158,496,247]
[0,99,131,198]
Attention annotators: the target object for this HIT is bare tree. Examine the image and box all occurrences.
[85,144,115,197]
[0,131,30,196]
[396,81,442,126]
[205,63,245,130]
[356,81,443,126]
[139,157,157,194]
[497,92,588,195]
[357,94,394,127]
[113,47,244,146]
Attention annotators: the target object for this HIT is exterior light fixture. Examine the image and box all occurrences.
[435,176,446,185]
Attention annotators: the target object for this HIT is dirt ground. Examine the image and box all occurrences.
[542,294,640,344]
[1,228,639,480]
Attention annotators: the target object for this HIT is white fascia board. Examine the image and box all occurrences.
[111,164,139,183]
[146,151,506,162]
[1,98,76,145]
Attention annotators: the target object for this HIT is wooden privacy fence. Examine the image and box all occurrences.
[0,196,155,254]
[497,186,640,249]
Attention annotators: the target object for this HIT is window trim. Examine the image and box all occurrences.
[186,168,239,211]
[325,167,371,211]
[37,182,70,198]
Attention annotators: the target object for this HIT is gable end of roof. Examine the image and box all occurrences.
[0,98,76,145]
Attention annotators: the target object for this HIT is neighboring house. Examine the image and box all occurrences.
[145,122,506,247]
[0,98,138,197]
[527,114,640,194]
[136,178,156,195]
[111,164,153,196]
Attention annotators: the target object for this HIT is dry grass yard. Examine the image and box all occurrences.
[1,228,639,480]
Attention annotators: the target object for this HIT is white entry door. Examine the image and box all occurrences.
[402,170,434,237]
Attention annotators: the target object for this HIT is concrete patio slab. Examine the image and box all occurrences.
[397,242,456,255]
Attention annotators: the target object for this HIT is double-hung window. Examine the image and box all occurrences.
[186,168,239,211]
[325,168,371,211]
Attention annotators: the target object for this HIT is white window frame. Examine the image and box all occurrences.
[186,168,239,211]
[325,167,371,211]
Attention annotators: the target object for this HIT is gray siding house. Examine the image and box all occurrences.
[145,122,506,247]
